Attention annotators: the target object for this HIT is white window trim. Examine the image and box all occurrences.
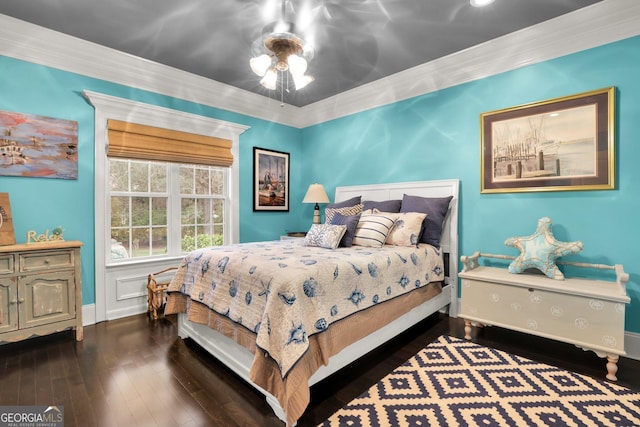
[84,90,248,322]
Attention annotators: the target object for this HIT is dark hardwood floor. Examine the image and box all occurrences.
[1,312,639,426]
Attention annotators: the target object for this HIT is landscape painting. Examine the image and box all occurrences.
[481,87,615,193]
[0,110,78,179]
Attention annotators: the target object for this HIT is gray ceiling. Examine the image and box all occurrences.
[0,0,602,107]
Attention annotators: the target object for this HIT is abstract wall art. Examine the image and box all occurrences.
[0,110,78,179]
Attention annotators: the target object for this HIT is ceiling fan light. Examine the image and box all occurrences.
[293,74,314,90]
[470,0,495,7]
[287,54,307,75]
[250,54,272,76]
[260,68,278,90]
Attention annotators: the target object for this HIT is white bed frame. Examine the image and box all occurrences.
[177,179,459,424]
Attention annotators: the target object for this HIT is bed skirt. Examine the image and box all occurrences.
[165,281,442,425]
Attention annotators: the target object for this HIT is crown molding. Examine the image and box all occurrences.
[0,13,306,128]
[297,0,640,127]
[1,0,639,129]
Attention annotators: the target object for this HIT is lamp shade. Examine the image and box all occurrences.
[260,68,278,90]
[250,54,272,76]
[303,183,329,204]
[293,74,314,90]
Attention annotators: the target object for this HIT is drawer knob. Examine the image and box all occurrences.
[528,288,534,292]
[44,258,51,264]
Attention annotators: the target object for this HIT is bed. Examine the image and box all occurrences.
[165,179,459,425]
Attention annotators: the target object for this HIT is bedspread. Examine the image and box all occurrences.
[166,239,444,377]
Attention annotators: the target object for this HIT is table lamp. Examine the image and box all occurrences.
[302,183,330,224]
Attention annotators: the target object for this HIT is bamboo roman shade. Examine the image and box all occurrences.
[107,119,233,167]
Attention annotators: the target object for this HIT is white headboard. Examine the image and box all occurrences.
[334,179,459,315]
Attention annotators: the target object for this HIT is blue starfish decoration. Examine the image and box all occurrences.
[504,217,583,280]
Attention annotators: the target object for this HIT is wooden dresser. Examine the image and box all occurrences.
[459,252,629,381]
[0,241,83,343]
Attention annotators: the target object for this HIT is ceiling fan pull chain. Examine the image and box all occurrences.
[280,72,285,107]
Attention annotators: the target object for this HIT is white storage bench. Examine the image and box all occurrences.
[458,252,630,381]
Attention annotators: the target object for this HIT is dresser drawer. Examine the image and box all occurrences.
[19,250,74,272]
[0,254,14,275]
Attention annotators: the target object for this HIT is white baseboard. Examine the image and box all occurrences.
[82,303,154,325]
[624,331,640,361]
[105,304,149,322]
[82,304,96,326]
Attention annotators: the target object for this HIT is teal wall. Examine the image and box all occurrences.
[301,35,640,333]
[0,56,304,305]
[1,35,639,334]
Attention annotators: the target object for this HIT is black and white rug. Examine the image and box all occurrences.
[320,335,640,426]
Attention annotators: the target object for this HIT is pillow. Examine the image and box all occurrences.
[325,203,363,224]
[362,199,402,213]
[400,194,453,247]
[352,212,398,248]
[304,224,347,250]
[326,196,361,210]
[504,216,584,280]
[385,212,427,247]
[330,212,360,247]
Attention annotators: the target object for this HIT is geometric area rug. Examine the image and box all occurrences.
[319,335,640,426]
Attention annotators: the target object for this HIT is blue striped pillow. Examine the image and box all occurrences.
[352,213,398,247]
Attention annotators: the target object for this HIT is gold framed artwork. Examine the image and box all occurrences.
[480,87,615,193]
[0,193,16,245]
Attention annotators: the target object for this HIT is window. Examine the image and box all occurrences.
[109,159,228,262]
[179,164,226,252]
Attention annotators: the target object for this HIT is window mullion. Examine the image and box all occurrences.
[168,163,182,256]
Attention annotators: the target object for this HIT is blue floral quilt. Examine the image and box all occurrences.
[167,240,444,377]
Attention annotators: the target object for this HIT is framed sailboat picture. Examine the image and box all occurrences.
[480,87,615,193]
[253,147,289,211]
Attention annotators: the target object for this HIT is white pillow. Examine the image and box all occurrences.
[352,212,398,247]
[304,224,347,249]
[386,212,427,247]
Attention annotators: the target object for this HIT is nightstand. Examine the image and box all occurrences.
[280,232,306,241]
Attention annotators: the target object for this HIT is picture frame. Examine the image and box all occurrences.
[253,147,290,211]
[480,87,615,193]
[0,109,78,179]
[0,193,16,245]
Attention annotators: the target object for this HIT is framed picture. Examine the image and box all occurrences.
[0,193,16,245]
[0,110,78,179]
[253,147,290,211]
[481,87,615,193]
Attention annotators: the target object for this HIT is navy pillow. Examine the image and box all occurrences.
[326,195,361,209]
[330,212,360,247]
[362,199,402,213]
[400,194,453,247]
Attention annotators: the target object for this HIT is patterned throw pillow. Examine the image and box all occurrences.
[304,224,348,249]
[325,203,364,224]
[385,212,427,247]
[352,212,398,247]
